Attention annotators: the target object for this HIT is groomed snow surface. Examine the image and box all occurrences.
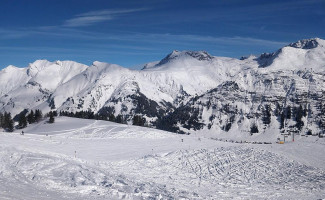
[0,117,324,200]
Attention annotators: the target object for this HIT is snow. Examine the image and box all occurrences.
[140,61,160,70]
[0,66,29,97]
[1,38,325,120]
[288,38,324,49]
[0,38,325,198]
[28,60,88,91]
[0,117,324,199]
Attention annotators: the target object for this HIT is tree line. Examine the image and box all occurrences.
[0,109,56,132]
[1,108,147,133]
[59,110,146,126]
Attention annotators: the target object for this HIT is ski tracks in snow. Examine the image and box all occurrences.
[107,146,325,199]
[0,147,178,200]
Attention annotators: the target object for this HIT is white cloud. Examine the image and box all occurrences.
[63,8,148,27]
[64,16,113,27]
[0,27,288,49]
[77,8,148,17]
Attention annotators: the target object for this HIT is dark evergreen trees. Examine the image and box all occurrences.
[27,110,35,124]
[3,112,14,132]
[115,115,125,124]
[48,111,55,123]
[250,123,259,134]
[262,104,271,126]
[52,110,58,117]
[34,109,43,122]
[132,115,146,126]
[223,122,232,132]
[294,105,304,130]
[108,114,116,122]
[285,105,291,120]
[0,112,4,128]
[7,119,14,132]
[279,111,285,129]
[18,114,27,129]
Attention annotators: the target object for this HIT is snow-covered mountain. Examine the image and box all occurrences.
[1,38,324,136]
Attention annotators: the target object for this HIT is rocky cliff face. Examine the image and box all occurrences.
[158,69,325,137]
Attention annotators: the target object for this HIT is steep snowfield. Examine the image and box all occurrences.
[0,66,29,97]
[0,117,324,199]
[256,38,325,71]
[28,60,88,91]
[0,60,88,115]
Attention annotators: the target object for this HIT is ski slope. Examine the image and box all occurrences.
[0,117,324,199]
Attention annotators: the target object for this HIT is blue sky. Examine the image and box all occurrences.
[0,0,324,69]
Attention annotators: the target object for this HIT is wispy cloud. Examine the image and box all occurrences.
[178,35,288,47]
[0,26,288,48]
[98,33,288,48]
[77,8,148,17]
[63,8,148,27]
[64,16,113,27]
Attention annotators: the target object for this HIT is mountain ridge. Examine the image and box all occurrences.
[1,38,325,137]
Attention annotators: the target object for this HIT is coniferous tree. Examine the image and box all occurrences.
[48,111,55,123]
[262,104,271,126]
[34,109,43,122]
[7,118,14,132]
[0,112,4,128]
[3,112,9,129]
[250,122,259,134]
[279,111,285,129]
[274,102,281,117]
[132,115,145,126]
[115,115,125,124]
[27,110,35,124]
[18,114,27,129]
[108,114,116,122]
[285,106,291,120]
[4,112,14,132]
[295,105,304,130]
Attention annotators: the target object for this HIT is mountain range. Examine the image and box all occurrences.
[1,38,325,137]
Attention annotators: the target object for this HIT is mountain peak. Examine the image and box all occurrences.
[184,51,213,61]
[156,50,213,66]
[27,60,52,76]
[288,38,324,49]
[2,65,20,72]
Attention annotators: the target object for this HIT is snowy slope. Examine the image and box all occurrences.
[257,38,325,71]
[0,60,88,115]
[0,49,255,116]
[0,38,325,136]
[0,117,324,199]
[28,60,88,91]
[0,65,29,97]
